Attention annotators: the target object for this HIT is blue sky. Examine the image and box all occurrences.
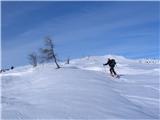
[1,1,159,68]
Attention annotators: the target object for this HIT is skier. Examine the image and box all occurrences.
[103,58,117,77]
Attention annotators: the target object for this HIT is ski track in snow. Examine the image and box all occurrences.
[1,55,160,119]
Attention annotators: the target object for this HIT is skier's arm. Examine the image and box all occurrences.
[103,62,108,66]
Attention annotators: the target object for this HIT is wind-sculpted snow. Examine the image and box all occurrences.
[1,55,159,119]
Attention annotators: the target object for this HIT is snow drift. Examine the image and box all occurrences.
[1,55,159,119]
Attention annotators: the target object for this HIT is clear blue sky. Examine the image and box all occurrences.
[1,1,159,68]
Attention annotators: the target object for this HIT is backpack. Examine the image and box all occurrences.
[110,59,116,66]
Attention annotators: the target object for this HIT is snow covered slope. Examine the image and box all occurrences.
[1,55,159,119]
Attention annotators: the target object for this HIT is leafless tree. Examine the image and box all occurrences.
[28,52,38,67]
[40,37,60,69]
[66,57,70,64]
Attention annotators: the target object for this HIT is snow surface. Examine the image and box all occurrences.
[1,55,160,119]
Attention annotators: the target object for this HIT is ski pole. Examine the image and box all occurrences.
[103,65,106,73]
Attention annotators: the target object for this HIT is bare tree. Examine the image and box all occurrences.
[40,37,60,69]
[66,57,70,64]
[28,52,38,67]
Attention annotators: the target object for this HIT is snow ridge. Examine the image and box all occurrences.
[1,55,159,119]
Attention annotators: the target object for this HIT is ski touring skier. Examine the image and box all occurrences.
[103,58,119,78]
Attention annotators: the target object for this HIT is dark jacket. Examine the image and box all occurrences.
[104,59,116,67]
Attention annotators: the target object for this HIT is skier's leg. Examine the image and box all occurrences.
[110,68,113,76]
[112,67,117,76]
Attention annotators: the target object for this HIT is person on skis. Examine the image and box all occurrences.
[103,58,117,77]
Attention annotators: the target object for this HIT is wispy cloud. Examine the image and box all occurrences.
[2,1,159,67]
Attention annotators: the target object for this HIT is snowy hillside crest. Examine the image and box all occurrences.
[1,55,159,119]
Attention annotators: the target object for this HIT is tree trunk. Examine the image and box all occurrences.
[53,56,60,69]
[55,59,60,69]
